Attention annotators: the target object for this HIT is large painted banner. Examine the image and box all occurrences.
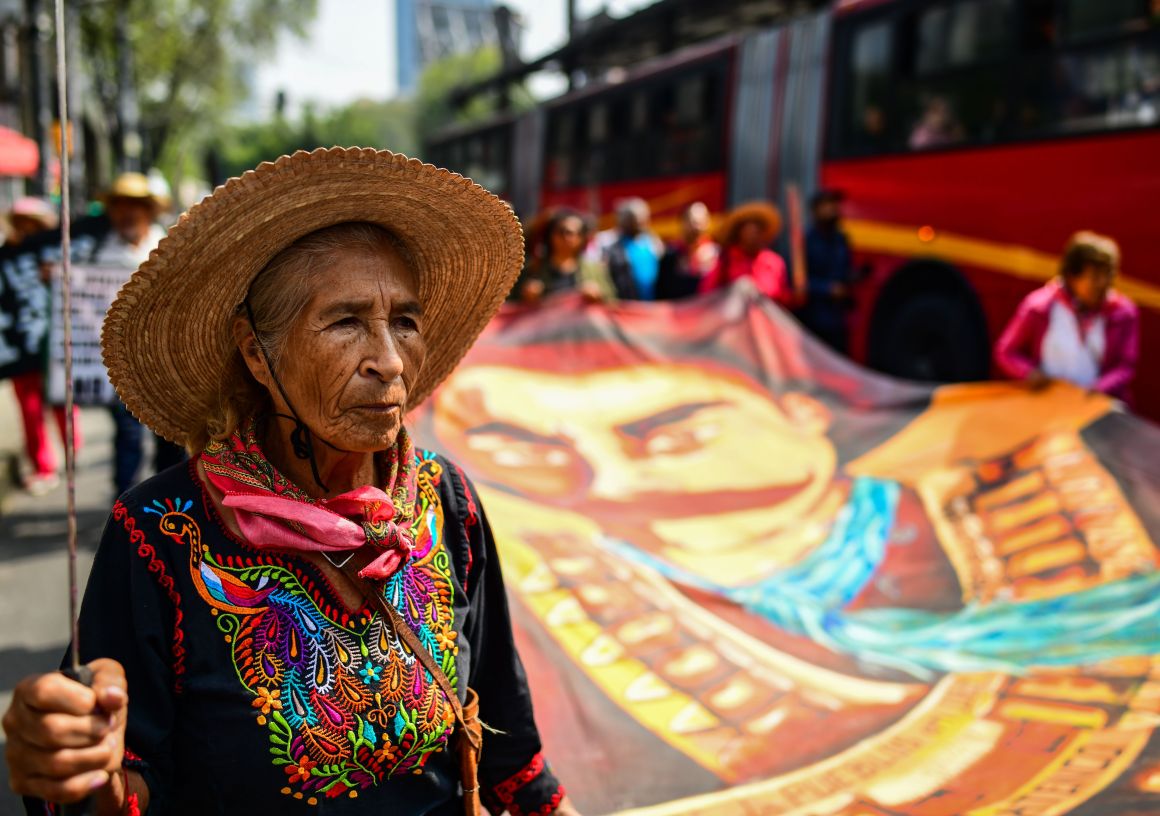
[411,282,1160,816]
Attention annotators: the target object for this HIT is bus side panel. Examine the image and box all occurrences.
[729,28,783,206]
[822,129,1160,418]
[540,173,729,240]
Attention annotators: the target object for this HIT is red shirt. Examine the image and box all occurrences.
[700,246,791,305]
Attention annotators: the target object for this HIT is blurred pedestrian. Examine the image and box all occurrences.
[995,231,1138,403]
[598,197,665,301]
[700,201,796,306]
[94,172,184,494]
[798,189,854,353]
[657,201,719,300]
[516,208,613,304]
[4,197,81,495]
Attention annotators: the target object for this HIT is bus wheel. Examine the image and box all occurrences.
[867,266,990,383]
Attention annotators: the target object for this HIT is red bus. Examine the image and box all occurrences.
[426,0,1160,419]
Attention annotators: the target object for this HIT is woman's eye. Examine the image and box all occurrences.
[329,316,359,330]
[394,316,419,332]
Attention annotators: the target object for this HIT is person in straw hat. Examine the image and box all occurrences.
[4,148,578,816]
[94,171,188,496]
[699,200,798,306]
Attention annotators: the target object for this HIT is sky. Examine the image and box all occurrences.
[251,0,655,117]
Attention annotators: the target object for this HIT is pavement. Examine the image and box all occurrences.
[0,387,122,815]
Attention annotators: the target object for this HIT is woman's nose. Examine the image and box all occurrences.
[362,325,405,382]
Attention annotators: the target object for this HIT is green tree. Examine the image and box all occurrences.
[215,98,417,180]
[79,0,319,180]
[414,46,533,143]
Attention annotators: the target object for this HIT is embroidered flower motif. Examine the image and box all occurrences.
[324,781,351,799]
[373,742,403,766]
[359,663,383,684]
[435,629,458,653]
[285,756,317,783]
[252,686,282,724]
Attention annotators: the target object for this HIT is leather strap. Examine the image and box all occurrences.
[341,564,483,816]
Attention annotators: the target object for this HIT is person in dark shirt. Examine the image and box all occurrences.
[657,202,720,300]
[799,189,855,353]
[5,149,576,816]
[515,208,613,304]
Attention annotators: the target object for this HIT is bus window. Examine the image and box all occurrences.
[842,19,895,155]
[1062,0,1150,41]
[1015,37,1160,135]
[903,0,1013,150]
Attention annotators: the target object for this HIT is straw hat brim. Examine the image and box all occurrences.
[716,201,782,246]
[101,147,524,446]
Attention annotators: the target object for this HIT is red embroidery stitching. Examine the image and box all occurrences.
[490,753,565,815]
[112,501,187,691]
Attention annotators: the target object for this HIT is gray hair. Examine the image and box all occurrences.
[615,197,650,228]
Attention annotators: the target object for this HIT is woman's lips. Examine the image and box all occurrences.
[353,403,401,414]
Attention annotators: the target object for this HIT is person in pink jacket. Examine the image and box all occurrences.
[995,231,1139,404]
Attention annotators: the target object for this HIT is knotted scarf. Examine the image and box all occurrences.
[200,419,419,580]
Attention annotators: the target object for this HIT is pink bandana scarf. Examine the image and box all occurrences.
[200,419,419,580]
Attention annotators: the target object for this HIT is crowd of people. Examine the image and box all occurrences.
[513,191,856,351]
[510,193,1140,405]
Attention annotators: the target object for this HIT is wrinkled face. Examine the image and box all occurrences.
[106,196,155,246]
[1067,263,1114,310]
[549,216,585,259]
[247,244,427,452]
[434,362,839,567]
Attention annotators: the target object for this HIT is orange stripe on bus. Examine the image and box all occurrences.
[845,219,1160,312]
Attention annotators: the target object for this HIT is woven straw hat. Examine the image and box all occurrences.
[102,147,524,445]
[716,200,782,246]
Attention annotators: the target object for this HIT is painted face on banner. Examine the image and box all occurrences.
[434,362,844,581]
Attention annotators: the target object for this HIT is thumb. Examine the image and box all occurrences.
[89,658,128,714]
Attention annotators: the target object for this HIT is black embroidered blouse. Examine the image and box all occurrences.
[27,452,564,815]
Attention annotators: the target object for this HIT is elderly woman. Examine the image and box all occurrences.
[3,149,576,816]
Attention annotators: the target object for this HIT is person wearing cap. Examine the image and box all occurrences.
[4,149,577,816]
[95,172,186,495]
[797,189,854,353]
[4,197,82,495]
[699,200,799,306]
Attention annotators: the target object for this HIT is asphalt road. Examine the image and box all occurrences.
[0,397,129,814]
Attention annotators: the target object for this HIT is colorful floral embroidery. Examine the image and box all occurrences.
[147,453,457,804]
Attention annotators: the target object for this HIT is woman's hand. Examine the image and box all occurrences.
[578,281,605,304]
[3,659,129,810]
[520,279,545,304]
[1026,369,1051,391]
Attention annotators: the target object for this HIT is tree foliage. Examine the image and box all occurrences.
[215,99,417,180]
[78,0,319,177]
[413,46,534,144]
